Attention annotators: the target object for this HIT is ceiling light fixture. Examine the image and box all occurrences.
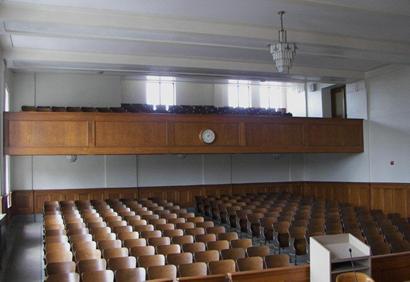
[269,11,297,73]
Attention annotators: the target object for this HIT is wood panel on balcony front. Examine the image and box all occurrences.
[4,112,363,155]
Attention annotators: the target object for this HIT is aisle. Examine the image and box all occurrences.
[0,215,43,282]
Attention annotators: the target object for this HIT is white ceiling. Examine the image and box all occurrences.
[1,0,410,82]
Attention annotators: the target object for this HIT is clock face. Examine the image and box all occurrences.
[200,129,216,144]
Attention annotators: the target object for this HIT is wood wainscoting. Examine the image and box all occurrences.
[11,182,410,218]
[372,251,410,282]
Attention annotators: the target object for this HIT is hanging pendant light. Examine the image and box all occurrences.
[269,11,297,73]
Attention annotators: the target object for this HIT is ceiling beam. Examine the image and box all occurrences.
[4,47,364,81]
[1,2,410,56]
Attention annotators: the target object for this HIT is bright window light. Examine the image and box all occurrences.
[228,80,252,108]
[259,82,286,109]
[146,76,176,109]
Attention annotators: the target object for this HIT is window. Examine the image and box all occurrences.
[228,80,252,108]
[259,82,286,109]
[146,76,176,109]
[259,81,306,117]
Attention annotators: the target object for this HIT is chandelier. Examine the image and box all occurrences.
[269,11,297,73]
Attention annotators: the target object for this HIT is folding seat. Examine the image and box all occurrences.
[206,226,226,235]
[115,268,146,282]
[90,226,111,236]
[46,261,76,275]
[247,246,270,258]
[167,252,193,266]
[237,256,264,271]
[75,249,101,262]
[163,228,184,239]
[113,227,134,237]
[94,232,116,242]
[176,222,195,230]
[262,217,277,243]
[179,262,208,277]
[231,239,252,249]
[86,221,105,229]
[46,251,73,264]
[133,225,154,233]
[104,215,122,223]
[148,236,171,248]
[370,241,391,255]
[156,223,175,232]
[248,213,264,238]
[167,217,186,224]
[118,211,136,218]
[108,220,127,229]
[103,247,128,259]
[196,221,215,229]
[98,239,122,252]
[107,256,137,271]
[124,215,141,223]
[141,214,159,221]
[130,245,155,259]
[124,238,147,249]
[128,219,147,228]
[138,254,165,268]
[206,240,230,253]
[67,227,88,236]
[265,254,290,268]
[147,264,177,280]
[187,216,205,224]
[46,272,80,282]
[157,244,181,256]
[45,242,71,255]
[71,240,97,251]
[195,233,216,244]
[82,270,114,282]
[185,227,205,236]
[218,232,239,242]
[209,259,236,275]
[277,221,291,251]
[45,235,68,244]
[173,235,194,246]
[221,248,246,261]
[141,230,162,239]
[194,250,220,263]
[45,229,66,237]
[78,258,107,274]
[149,218,167,226]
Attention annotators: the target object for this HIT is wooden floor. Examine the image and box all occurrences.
[0,215,43,282]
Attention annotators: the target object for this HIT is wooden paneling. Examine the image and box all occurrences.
[4,112,364,155]
[370,183,410,217]
[12,190,33,214]
[171,122,241,146]
[231,265,309,282]
[372,252,410,282]
[303,182,371,208]
[245,122,304,148]
[11,182,410,217]
[8,120,90,147]
[304,119,363,152]
[95,121,167,147]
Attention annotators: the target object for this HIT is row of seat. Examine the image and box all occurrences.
[43,198,290,281]
[195,192,410,258]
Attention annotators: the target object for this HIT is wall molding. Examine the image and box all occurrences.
[11,181,410,217]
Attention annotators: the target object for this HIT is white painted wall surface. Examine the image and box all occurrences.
[366,66,410,183]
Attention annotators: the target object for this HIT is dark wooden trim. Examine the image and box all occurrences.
[372,251,410,282]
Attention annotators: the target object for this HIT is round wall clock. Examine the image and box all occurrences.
[199,129,216,144]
